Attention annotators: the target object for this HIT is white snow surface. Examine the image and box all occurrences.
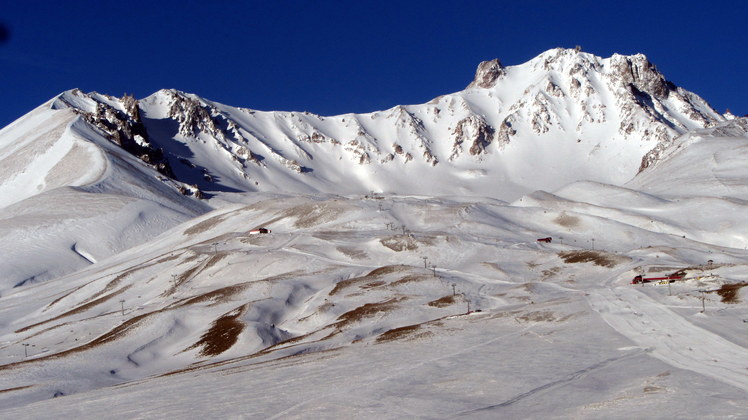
[132,48,722,201]
[0,49,747,418]
[0,96,211,290]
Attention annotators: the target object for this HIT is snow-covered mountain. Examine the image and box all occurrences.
[51,48,725,201]
[1,49,748,418]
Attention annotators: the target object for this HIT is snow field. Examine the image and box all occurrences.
[1,187,748,418]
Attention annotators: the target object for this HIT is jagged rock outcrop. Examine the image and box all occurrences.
[168,93,219,138]
[450,115,496,159]
[72,93,175,178]
[496,115,517,149]
[609,54,673,99]
[468,59,505,89]
[387,106,436,165]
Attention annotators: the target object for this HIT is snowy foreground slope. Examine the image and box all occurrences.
[0,50,748,418]
[0,96,210,290]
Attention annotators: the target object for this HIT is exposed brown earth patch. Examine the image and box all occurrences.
[202,253,229,270]
[521,283,538,293]
[81,272,130,305]
[713,282,748,304]
[54,251,187,311]
[336,246,368,260]
[317,302,335,313]
[187,306,247,357]
[329,276,369,296]
[155,253,182,264]
[644,385,664,393]
[376,324,426,343]
[91,311,156,346]
[0,385,33,393]
[43,285,85,312]
[558,250,628,268]
[1,310,161,371]
[181,250,204,264]
[554,212,581,228]
[329,265,410,295]
[360,281,386,289]
[368,265,410,276]
[334,298,403,329]
[281,202,348,228]
[177,284,248,307]
[16,285,132,334]
[162,254,227,297]
[481,262,506,273]
[515,311,557,323]
[380,235,418,252]
[391,274,428,286]
[257,332,314,354]
[184,213,229,236]
[427,295,456,308]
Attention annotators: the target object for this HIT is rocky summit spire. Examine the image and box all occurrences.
[468,58,505,89]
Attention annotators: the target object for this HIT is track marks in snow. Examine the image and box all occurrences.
[460,349,644,415]
[266,324,535,420]
[588,287,748,391]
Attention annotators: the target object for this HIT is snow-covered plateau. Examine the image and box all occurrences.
[0,48,747,418]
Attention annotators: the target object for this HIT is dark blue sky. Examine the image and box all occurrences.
[1,1,746,128]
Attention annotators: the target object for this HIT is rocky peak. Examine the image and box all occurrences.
[608,53,672,99]
[166,91,219,138]
[468,59,505,89]
[527,48,598,75]
[77,93,176,179]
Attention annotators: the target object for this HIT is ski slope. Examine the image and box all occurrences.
[1,183,747,418]
[588,286,748,391]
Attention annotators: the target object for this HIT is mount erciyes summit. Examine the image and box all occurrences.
[7,48,725,204]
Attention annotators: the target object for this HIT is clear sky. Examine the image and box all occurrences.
[1,1,746,128]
